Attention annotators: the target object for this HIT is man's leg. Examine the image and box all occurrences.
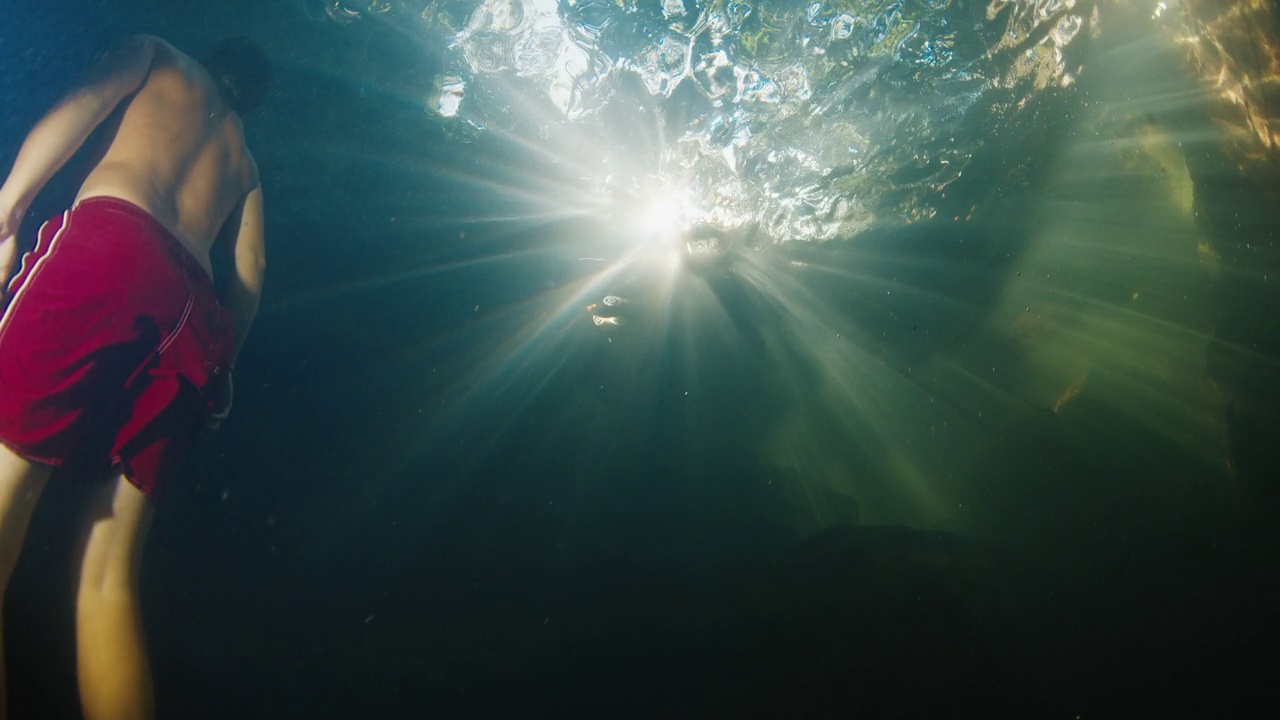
[0,446,53,720]
[75,474,154,720]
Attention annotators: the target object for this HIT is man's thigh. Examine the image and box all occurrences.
[79,474,153,592]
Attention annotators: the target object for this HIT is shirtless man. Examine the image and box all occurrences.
[0,35,270,720]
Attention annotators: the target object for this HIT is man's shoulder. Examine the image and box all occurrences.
[115,35,201,72]
[100,34,165,62]
[89,35,176,81]
[122,34,172,52]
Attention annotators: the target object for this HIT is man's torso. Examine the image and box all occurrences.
[76,39,257,276]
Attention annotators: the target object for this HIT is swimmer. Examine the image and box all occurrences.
[0,35,271,720]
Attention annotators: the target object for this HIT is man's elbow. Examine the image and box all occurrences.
[239,251,267,292]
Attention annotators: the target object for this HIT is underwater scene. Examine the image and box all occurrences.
[2,0,1278,717]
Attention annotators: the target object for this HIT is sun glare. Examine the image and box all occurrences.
[633,190,689,243]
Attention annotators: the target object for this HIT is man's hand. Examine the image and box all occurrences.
[0,189,28,238]
[207,369,234,430]
[0,194,27,291]
[207,369,233,430]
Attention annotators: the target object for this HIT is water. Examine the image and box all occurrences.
[360,0,1089,241]
[2,0,1278,717]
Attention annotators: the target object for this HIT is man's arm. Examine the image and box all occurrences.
[224,185,267,366]
[208,185,264,428]
[0,35,159,279]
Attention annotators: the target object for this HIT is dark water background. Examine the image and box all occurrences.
[3,0,1278,717]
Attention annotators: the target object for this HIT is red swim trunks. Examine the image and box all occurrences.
[0,196,234,495]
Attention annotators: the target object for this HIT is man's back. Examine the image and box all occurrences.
[78,36,258,275]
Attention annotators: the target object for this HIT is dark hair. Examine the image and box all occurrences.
[200,36,272,114]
